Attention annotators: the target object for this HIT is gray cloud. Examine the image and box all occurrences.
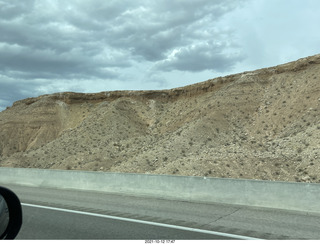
[104,0,245,63]
[0,76,42,111]
[0,0,34,20]
[0,0,245,79]
[0,0,257,111]
[0,42,128,79]
[0,1,133,80]
[1,0,319,113]
[155,41,243,72]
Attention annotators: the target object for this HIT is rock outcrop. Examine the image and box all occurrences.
[1,54,319,182]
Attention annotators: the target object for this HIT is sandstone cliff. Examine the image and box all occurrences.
[1,54,319,182]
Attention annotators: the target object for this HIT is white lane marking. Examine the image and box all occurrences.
[21,202,262,240]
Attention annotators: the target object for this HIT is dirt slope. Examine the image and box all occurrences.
[0,54,319,182]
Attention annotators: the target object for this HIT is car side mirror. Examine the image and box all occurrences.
[0,187,22,240]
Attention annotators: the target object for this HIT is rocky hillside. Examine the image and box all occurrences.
[0,54,319,183]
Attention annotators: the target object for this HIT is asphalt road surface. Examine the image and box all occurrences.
[2,183,320,240]
[19,204,236,240]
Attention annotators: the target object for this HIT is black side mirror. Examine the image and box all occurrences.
[0,186,22,240]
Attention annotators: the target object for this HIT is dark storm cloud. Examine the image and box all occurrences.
[0,77,42,111]
[0,42,124,79]
[104,0,245,65]
[0,0,132,80]
[0,0,247,111]
[0,0,35,20]
[0,0,244,77]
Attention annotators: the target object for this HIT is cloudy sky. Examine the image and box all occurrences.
[1,0,320,111]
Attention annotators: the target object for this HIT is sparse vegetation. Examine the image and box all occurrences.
[0,54,319,183]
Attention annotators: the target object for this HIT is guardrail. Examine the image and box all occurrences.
[0,167,320,213]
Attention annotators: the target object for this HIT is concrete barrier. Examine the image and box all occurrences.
[0,167,320,213]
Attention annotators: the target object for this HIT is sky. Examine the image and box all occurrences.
[1,0,320,111]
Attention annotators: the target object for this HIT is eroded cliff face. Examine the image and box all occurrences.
[1,54,319,182]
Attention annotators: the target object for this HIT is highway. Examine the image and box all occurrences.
[20,204,228,240]
[2,183,320,240]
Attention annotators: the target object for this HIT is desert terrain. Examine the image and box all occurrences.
[0,54,319,183]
